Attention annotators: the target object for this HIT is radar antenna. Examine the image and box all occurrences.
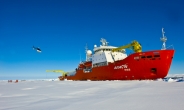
[160,28,167,50]
[100,38,109,46]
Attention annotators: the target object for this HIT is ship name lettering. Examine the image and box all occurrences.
[114,64,128,69]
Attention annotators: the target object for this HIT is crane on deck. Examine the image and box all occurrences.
[112,40,142,53]
[46,70,68,77]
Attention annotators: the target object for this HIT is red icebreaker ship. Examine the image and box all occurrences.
[59,28,174,81]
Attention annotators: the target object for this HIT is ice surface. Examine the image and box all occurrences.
[0,80,184,110]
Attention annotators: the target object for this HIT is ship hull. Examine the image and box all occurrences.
[61,50,174,81]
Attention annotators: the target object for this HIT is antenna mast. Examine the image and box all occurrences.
[79,50,81,63]
[85,44,88,61]
[160,28,167,50]
[100,38,108,46]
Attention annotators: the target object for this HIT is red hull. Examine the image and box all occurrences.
[60,50,174,80]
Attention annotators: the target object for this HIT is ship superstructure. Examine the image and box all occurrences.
[92,38,127,67]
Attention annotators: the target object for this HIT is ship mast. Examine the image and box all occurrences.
[161,28,167,50]
[100,38,108,46]
[85,44,88,61]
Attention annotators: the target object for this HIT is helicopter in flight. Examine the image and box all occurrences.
[33,46,41,53]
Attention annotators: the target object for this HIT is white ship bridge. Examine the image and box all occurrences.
[86,38,128,67]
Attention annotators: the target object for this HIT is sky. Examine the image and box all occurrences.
[0,80,184,110]
[0,0,184,79]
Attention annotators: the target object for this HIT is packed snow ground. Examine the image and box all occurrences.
[0,80,184,110]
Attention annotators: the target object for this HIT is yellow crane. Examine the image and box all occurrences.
[46,70,68,77]
[112,40,142,53]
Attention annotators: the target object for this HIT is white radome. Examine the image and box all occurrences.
[87,50,92,56]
